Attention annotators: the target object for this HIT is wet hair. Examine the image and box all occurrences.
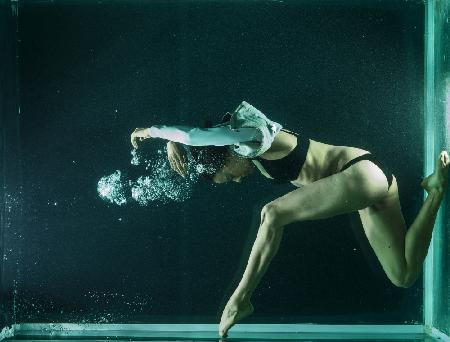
[187,118,231,181]
[189,145,230,181]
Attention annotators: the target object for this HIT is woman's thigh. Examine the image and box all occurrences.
[357,175,408,287]
[266,160,390,227]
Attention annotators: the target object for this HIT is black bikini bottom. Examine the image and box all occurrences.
[340,153,393,190]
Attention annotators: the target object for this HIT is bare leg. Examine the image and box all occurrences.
[217,150,405,337]
[404,151,449,287]
[219,213,284,338]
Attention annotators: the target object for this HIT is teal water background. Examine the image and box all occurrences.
[1,0,427,328]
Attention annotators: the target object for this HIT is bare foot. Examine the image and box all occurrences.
[219,298,254,338]
[421,151,449,195]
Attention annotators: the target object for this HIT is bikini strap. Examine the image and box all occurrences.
[281,128,299,136]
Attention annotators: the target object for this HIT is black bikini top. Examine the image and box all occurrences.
[252,129,310,184]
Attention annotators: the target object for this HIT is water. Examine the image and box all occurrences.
[0,0,447,340]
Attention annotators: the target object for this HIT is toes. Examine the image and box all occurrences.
[219,327,229,338]
[439,151,449,167]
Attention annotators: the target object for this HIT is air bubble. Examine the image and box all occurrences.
[97,147,210,206]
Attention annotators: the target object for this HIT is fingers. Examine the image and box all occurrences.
[169,158,179,175]
[441,151,449,166]
[131,131,138,149]
[176,159,187,177]
[131,129,149,149]
[131,135,148,149]
[169,160,175,174]
[169,157,187,177]
[131,137,138,149]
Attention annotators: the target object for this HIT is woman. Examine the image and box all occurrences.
[131,101,449,338]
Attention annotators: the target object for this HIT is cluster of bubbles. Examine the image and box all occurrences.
[97,147,214,206]
[97,170,127,206]
[130,149,192,205]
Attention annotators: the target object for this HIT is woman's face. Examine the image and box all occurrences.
[212,155,254,184]
[213,166,242,184]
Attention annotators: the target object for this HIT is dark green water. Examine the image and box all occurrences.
[1,0,428,331]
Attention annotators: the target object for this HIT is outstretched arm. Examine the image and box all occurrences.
[131,125,259,149]
[148,125,259,146]
[131,124,260,177]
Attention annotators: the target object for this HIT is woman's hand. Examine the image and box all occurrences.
[131,128,151,149]
[167,141,188,178]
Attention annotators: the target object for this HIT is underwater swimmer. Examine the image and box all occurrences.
[130,101,449,338]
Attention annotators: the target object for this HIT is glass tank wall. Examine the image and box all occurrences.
[426,0,450,337]
[0,0,448,340]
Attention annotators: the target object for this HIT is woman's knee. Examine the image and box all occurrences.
[349,164,390,202]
